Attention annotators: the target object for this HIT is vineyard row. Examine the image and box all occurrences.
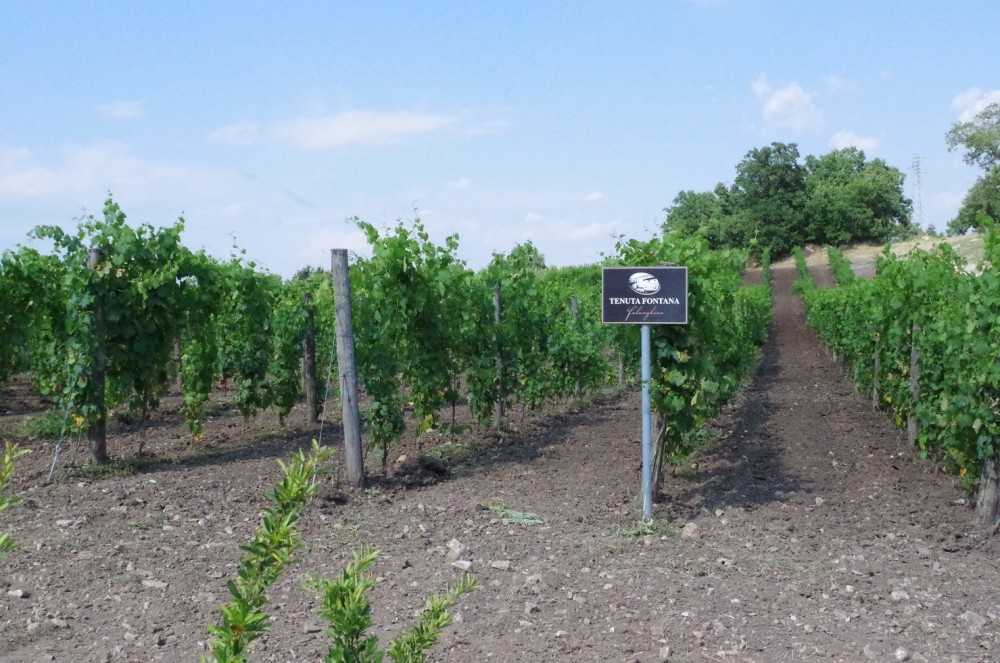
[797,225,1000,525]
[0,199,770,484]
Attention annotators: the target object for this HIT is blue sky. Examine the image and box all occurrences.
[2,1,997,277]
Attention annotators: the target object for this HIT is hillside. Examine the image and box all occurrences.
[787,233,986,278]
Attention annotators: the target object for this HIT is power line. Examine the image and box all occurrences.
[910,154,924,229]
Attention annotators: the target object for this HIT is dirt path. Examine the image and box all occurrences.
[3,266,1000,662]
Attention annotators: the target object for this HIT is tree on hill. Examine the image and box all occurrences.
[663,143,911,257]
[947,167,1000,235]
[662,186,729,249]
[728,142,807,257]
[946,102,1000,171]
[803,147,913,245]
[946,102,1000,235]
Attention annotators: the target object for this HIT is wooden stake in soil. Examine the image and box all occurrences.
[331,249,364,489]
[650,415,666,500]
[907,322,920,447]
[493,282,505,429]
[571,294,581,399]
[302,292,319,424]
[87,248,109,465]
[871,338,881,409]
[975,457,1000,528]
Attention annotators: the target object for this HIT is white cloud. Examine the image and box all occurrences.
[0,145,33,169]
[524,212,544,223]
[208,122,262,147]
[456,117,509,137]
[274,111,457,150]
[951,88,1000,122]
[446,177,471,190]
[299,227,371,266]
[0,144,117,197]
[825,76,856,93]
[96,100,145,121]
[522,219,617,244]
[0,142,229,202]
[557,221,614,242]
[751,75,822,134]
[209,109,505,151]
[828,130,880,153]
[583,191,605,203]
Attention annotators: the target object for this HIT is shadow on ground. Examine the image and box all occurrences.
[658,268,809,520]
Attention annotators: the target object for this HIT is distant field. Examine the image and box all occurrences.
[844,233,984,276]
[780,232,986,278]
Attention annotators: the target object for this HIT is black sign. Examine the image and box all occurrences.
[602,266,688,325]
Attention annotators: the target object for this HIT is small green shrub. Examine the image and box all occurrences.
[792,246,809,278]
[826,246,858,285]
[480,500,543,526]
[760,247,772,288]
[791,246,816,294]
[203,441,332,662]
[204,441,478,663]
[613,517,675,538]
[306,547,478,663]
[17,410,68,439]
[1,441,29,558]
[77,459,141,479]
[427,441,473,465]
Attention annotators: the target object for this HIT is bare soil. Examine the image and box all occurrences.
[3,265,999,663]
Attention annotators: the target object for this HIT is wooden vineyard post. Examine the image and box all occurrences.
[976,457,1000,528]
[871,337,881,409]
[302,292,319,424]
[650,414,667,500]
[907,322,920,447]
[87,248,109,465]
[571,294,581,398]
[330,250,364,489]
[493,282,505,429]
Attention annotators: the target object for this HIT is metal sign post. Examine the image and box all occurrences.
[640,324,653,518]
[602,266,688,521]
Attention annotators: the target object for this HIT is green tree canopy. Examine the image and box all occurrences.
[803,147,912,245]
[946,102,1000,171]
[947,167,1000,235]
[661,143,913,256]
[506,240,547,271]
[729,142,807,256]
[662,187,728,248]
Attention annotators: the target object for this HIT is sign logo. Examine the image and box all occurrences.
[628,272,660,295]
[602,266,688,325]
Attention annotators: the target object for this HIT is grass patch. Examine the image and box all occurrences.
[112,409,140,426]
[335,512,367,532]
[686,559,711,578]
[201,402,228,418]
[671,464,701,481]
[74,459,141,480]
[17,410,69,439]
[427,441,474,465]
[614,517,675,538]
[480,500,543,526]
[126,515,159,531]
[434,422,471,436]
